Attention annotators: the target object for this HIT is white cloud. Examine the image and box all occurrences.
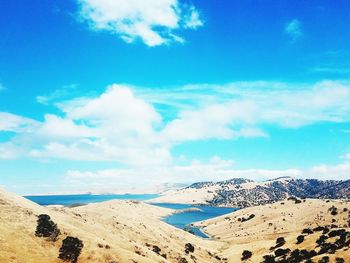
[36,84,78,105]
[65,156,299,188]
[0,112,39,132]
[77,0,203,46]
[29,85,170,166]
[308,162,350,181]
[65,154,350,189]
[162,80,350,142]
[1,80,350,181]
[285,19,302,41]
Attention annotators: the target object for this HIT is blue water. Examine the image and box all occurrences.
[25,195,236,239]
[152,203,236,238]
[25,194,160,206]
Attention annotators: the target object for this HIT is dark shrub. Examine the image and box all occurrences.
[299,249,316,260]
[249,214,255,219]
[289,249,303,261]
[262,255,275,263]
[275,237,286,248]
[178,258,188,263]
[328,229,345,238]
[313,226,324,232]
[58,236,84,263]
[322,227,330,234]
[302,228,313,235]
[274,248,290,257]
[35,214,60,241]
[241,250,252,261]
[329,206,338,215]
[185,243,195,254]
[152,245,161,254]
[296,235,304,244]
[316,235,328,246]
[318,242,337,254]
[319,256,330,263]
[336,258,345,263]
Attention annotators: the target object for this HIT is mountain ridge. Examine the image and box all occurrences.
[151,177,350,208]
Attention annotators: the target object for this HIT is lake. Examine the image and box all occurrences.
[25,193,159,206]
[25,194,237,238]
[152,203,237,238]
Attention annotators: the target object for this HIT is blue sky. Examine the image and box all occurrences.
[1,0,350,194]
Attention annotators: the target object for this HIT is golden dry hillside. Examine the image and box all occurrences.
[1,187,349,263]
[195,198,350,262]
[0,188,222,263]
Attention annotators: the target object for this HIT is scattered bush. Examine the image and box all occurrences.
[336,257,345,263]
[238,214,255,222]
[316,235,328,246]
[296,235,304,244]
[313,226,324,232]
[328,206,338,216]
[35,214,60,241]
[319,256,330,263]
[302,228,313,235]
[152,245,161,254]
[241,250,252,261]
[58,236,84,263]
[262,255,275,263]
[275,237,285,248]
[185,243,195,254]
[274,248,290,257]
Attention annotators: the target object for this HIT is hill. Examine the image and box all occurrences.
[195,198,350,262]
[0,187,221,263]
[1,187,349,262]
[150,177,350,208]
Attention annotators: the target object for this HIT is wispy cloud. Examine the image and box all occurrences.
[285,19,302,41]
[36,84,78,105]
[311,65,350,75]
[76,0,203,47]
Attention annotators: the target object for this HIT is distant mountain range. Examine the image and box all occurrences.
[151,177,350,208]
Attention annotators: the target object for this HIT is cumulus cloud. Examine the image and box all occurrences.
[77,0,203,46]
[1,80,350,183]
[32,85,169,166]
[285,19,302,41]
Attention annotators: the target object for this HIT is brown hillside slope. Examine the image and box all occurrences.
[195,198,350,262]
[0,188,222,263]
